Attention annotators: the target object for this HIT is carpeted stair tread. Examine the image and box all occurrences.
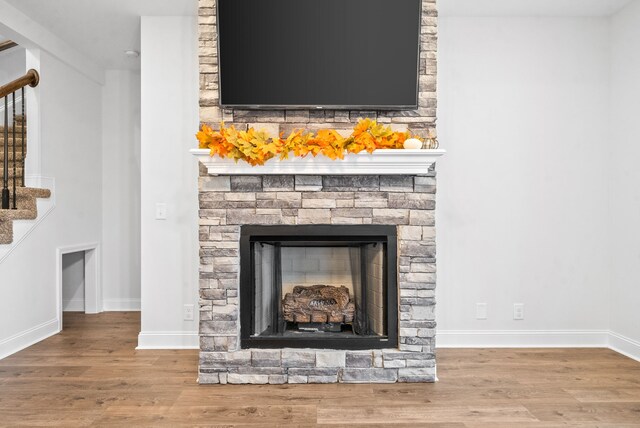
[0,208,36,221]
[0,187,51,243]
[0,148,25,159]
[0,126,25,135]
[0,167,25,179]
[0,220,12,245]
[0,135,25,143]
[16,187,50,199]
[0,192,38,220]
[0,151,26,161]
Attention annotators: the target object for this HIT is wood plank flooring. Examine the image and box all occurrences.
[0,312,639,426]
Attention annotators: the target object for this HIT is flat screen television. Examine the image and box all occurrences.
[217,0,422,110]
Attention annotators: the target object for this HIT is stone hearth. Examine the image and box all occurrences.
[198,174,437,384]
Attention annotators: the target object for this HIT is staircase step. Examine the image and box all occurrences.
[0,208,36,221]
[16,187,50,199]
[0,167,25,179]
[0,186,51,244]
[0,159,26,166]
[0,125,26,133]
[0,220,12,245]
[0,187,51,220]
[0,135,27,147]
[0,134,26,143]
[0,151,26,161]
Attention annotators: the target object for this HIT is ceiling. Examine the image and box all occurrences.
[440,0,633,17]
[4,0,196,70]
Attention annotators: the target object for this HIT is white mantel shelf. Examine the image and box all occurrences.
[190,148,446,176]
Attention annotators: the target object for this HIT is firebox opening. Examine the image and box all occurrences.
[240,225,398,350]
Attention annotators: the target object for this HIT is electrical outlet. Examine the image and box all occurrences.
[155,203,167,220]
[513,303,524,320]
[476,303,487,320]
[184,304,195,321]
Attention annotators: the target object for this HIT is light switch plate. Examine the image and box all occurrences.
[184,304,194,321]
[155,203,167,220]
[514,303,524,320]
[476,303,487,320]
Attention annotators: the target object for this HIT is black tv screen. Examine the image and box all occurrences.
[217,0,422,109]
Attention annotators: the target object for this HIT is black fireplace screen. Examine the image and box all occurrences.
[240,225,398,349]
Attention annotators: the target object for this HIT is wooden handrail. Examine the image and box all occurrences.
[0,69,39,99]
[0,40,18,53]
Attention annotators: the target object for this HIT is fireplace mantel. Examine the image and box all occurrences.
[191,148,445,176]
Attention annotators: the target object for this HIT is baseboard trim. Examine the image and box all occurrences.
[608,331,640,362]
[437,329,610,348]
[103,299,141,312]
[63,299,140,312]
[137,331,199,349]
[0,318,59,360]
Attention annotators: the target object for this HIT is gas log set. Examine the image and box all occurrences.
[282,285,355,324]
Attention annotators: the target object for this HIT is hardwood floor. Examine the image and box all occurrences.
[1,312,639,427]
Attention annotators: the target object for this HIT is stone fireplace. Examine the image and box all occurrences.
[196,0,438,384]
[198,174,437,384]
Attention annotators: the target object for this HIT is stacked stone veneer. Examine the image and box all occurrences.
[197,0,438,384]
[198,174,437,384]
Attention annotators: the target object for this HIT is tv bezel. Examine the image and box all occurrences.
[215,0,423,111]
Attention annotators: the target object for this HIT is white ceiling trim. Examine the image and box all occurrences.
[0,0,104,85]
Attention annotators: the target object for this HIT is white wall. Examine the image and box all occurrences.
[134,12,636,352]
[0,45,25,83]
[0,50,102,358]
[609,1,640,356]
[101,69,141,311]
[3,5,637,360]
[62,251,85,311]
[138,16,199,348]
[437,16,611,346]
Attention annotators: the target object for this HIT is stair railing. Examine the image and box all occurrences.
[0,40,19,53]
[1,69,39,209]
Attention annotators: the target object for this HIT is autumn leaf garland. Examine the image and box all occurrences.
[196,118,411,166]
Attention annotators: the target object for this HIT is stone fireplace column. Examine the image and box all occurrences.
[196,0,438,384]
